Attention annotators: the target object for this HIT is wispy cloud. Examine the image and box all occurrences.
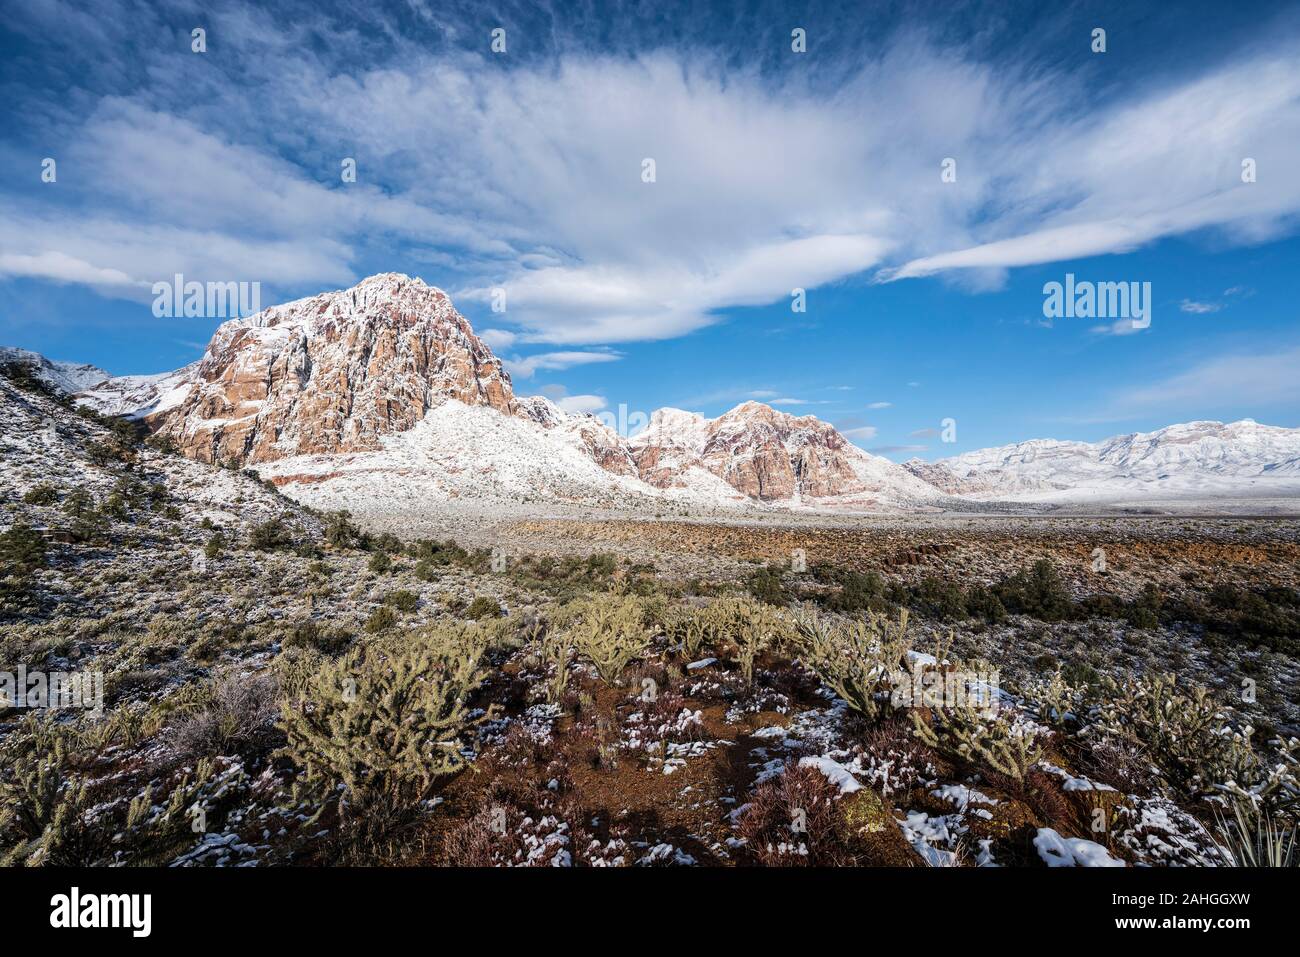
[8,2,1297,351]
[1088,319,1148,337]
[1117,346,1300,411]
[868,444,928,455]
[769,397,832,407]
[503,350,622,379]
[1179,299,1223,314]
[555,394,608,415]
[841,426,879,440]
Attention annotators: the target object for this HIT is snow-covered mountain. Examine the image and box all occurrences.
[631,402,942,505]
[923,420,1300,504]
[75,363,198,419]
[50,273,937,511]
[0,346,110,395]
[9,272,1299,513]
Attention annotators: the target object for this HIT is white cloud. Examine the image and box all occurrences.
[477,329,518,350]
[1179,299,1223,314]
[869,443,929,455]
[1118,347,1300,410]
[769,398,832,407]
[555,394,608,415]
[867,401,892,409]
[0,251,144,290]
[887,50,1300,282]
[6,16,1300,350]
[503,350,622,379]
[1088,319,1148,337]
[841,426,879,439]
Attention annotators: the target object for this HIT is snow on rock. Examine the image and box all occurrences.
[931,784,999,817]
[798,756,863,795]
[1037,762,1117,792]
[13,272,1300,514]
[77,363,199,419]
[1033,828,1126,867]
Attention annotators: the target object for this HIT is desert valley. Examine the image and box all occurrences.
[2,273,1296,869]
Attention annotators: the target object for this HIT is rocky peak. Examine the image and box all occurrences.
[152,273,516,465]
[632,399,880,501]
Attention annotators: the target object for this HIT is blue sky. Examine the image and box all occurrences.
[2,0,1298,459]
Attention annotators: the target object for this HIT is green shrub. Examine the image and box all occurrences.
[903,575,969,621]
[364,606,398,633]
[101,492,129,520]
[746,564,789,605]
[385,589,419,612]
[282,619,352,654]
[61,488,94,520]
[324,510,363,549]
[465,596,500,620]
[248,518,293,551]
[21,484,58,506]
[0,522,47,575]
[204,531,225,560]
[368,551,392,574]
[371,532,403,554]
[993,559,1074,621]
[822,568,892,614]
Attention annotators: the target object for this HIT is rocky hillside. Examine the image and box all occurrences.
[0,346,110,395]
[57,274,935,510]
[16,273,1299,512]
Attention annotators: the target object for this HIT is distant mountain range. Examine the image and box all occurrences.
[4,274,1298,514]
[908,420,1300,505]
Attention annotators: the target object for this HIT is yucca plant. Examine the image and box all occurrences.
[1213,799,1298,867]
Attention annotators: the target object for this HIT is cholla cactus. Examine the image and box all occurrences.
[561,595,652,685]
[0,752,68,864]
[791,608,912,719]
[539,627,573,703]
[115,758,249,866]
[279,624,494,825]
[664,606,711,659]
[717,598,792,688]
[911,702,1044,782]
[1019,668,1088,731]
[1092,672,1299,809]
